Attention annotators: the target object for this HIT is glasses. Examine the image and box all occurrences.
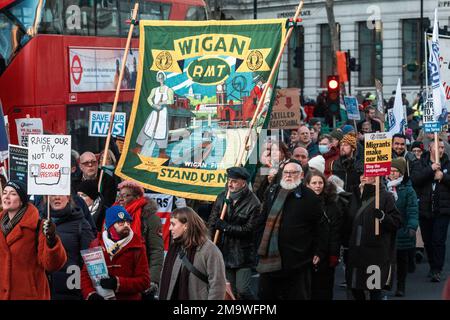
[117,220,131,226]
[80,160,97,166]
[118,193,132,199]
[283,170,301,176]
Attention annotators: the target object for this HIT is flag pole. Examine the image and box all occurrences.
[213,0,305,244]
[374,111,386,236]
[98,3,139,192]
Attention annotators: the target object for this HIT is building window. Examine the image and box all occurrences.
[288,26,304,91]
[320,24,340,88]
[358,21,382,87]
[403,18,430,86]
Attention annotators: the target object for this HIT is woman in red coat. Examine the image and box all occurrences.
[0,180,67,300]
[81,205,150,300]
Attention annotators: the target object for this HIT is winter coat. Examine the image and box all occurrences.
[257,183,323,270]
[159,239,226,300]
[40,205,95,300]
[410,151,450,219]
[0,204,67,300]
[208,187,261,269]
[80,232,150,300]
[318,193,343,262]
[391,180,419,250]
[344,185,402,291]
[331,156,364,192]
[141,202,164,284]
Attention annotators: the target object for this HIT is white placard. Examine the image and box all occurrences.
[27,135,71,195]
[88,111,127,137]
[15,118,43,147]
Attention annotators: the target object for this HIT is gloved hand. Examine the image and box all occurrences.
[215,219,229,232]
[88,293,105,300]
[43,219,57,248]
[142,282,159,301]
[100,277,117,290]
[329,255,339,268]
[408,229,416,238]
[374,209,385,220]
[149,281,159,293]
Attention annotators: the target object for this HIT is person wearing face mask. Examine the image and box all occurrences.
[0,180,67,300]
[305,170,343,300]
[39,195,95,300]
[80,206,150,300]
[318,134,340,178]
[387,158,418,297]
[160,207,226,300]
[208,167,261,300]
[342,174,402,300]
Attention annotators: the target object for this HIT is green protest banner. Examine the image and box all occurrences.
[115,19,287,201]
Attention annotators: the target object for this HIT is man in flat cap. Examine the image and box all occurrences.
[207,166,261,300]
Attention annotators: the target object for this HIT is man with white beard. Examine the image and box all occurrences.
[256,160,324,300]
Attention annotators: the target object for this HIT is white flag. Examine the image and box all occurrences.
[429,8,448,122]
[388,78,406,135]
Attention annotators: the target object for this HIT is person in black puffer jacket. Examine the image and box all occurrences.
[39,195,95,300]
[208,167,261,300]
[410,138,450,282]
[304,169,343,300]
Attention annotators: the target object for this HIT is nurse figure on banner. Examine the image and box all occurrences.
[135,71,173,159]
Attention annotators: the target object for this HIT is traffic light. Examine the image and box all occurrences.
[349,57,361,72]
[293,47,302,68]
[327,75,340,115]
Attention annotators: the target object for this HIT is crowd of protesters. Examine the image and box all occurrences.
[2,91,450,301]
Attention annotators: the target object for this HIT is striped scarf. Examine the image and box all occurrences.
[256,188,292,274]
[1,205,28,237]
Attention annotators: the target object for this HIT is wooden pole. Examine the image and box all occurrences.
[98,3,139,192]
[434,132,440,165]
[47,195,50,221]
[374,119,386,236]
[214,0,305,244]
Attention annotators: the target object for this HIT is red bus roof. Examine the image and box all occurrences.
[0,0,15,10]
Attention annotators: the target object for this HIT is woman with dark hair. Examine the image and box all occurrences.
[304,169,342,300]
[0,180,67,299]
[159,207,226,300]
[114,180,164,297]
[39,194,95,300]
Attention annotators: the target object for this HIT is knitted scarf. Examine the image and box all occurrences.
[256,188,292,274]
[1,205,28,237]
[102,229,134,259]
[387,176,403,201]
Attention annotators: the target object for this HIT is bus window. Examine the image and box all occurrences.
[39,0,64,34]
[63,0,95,36]
[185,6,207,21]
[140,1,171,20]
[96,0,119,36]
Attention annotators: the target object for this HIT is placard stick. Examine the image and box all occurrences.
[374,177,380,235]
[214,0,305,245]
[47,195,50,220]
[98,3,139,193]
[434,132,440,165]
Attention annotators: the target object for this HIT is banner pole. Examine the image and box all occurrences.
[375,176,380,235]
[425,31,429,99]
[214,0,305,245]
[98,3,139,192]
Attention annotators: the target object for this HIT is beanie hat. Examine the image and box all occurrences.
[411,141,424,150]
[5,180,28,206]
[391,157,407,176]
[341,124,355,135]
[308,155,325,174]
[340,132,357,150]
[330,129,344,141]
[77,179,99,201]
[105,205,133,230]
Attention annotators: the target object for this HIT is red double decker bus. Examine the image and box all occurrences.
[0,0,207,152]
